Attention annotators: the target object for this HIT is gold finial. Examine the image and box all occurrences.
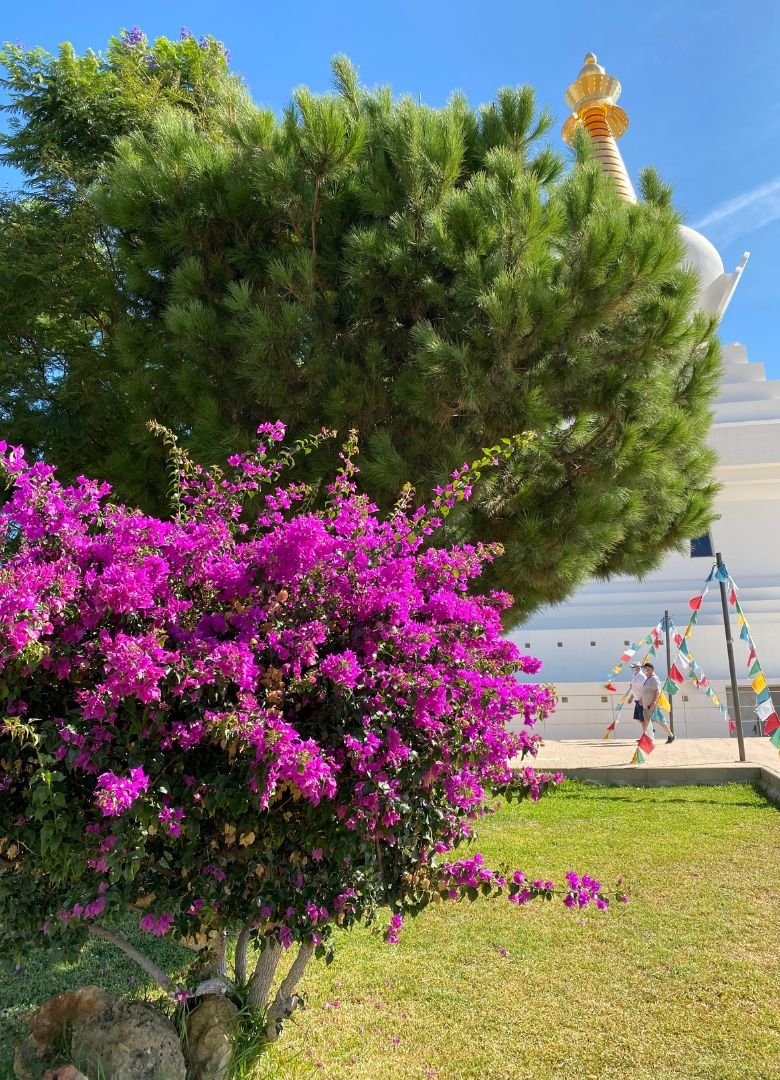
[562,51,629,145]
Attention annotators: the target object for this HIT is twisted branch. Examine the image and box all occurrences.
[264,941,316,1041]
[88,924,169,989]
[249,939,283,1011]
[235,923,253,987]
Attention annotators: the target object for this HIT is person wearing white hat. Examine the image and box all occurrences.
[630,663,646,728]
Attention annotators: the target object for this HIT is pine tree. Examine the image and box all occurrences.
[0,29,242,503]
[0,37,721,622]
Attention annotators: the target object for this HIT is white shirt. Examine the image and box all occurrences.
[630,671,646,699]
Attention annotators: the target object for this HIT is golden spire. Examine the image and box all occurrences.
[562,53,637,203]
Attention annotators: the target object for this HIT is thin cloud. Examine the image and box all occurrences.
[692,176,780,244]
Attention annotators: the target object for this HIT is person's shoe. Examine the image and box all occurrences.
[666,734,676,744]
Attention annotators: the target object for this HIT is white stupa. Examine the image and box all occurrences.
[510,55,779,740]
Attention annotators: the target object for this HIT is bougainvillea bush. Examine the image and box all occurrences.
[0,424,616,1036]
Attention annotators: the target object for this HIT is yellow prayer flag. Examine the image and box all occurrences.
[711,694,720,706]
[658,692,671,711]
[738,613,745,627]
[752,672,767,694]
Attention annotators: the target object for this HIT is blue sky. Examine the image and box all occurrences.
[3,0,779,376]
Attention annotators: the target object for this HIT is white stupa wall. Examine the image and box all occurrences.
[510,342,780,740]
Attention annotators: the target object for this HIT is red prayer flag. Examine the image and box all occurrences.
[728,588,737,606]
[668,664,685,685]
[637,732,655,754]
[673,633,682,646]
[728,719,737,733]
[605,682,617,693]
[764,713,780,736]
[747,649,757,667]
[689,594,703,611]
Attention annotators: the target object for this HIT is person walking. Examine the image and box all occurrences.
[640,662,675,743]
[630,663,646,729]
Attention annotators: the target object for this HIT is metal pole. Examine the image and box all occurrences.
[716,552,746,762]
[664,609,674,734]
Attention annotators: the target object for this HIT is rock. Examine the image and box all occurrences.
[14,987,117,1080]
[185,995,239,1080]
[28,987,116,1050]
[43,1068,88,1080]
[71,1001,186,1080]
[13,1036,49,1080]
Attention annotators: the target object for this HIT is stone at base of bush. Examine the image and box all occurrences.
[71,1001,186,1080]
[14,986,118,1080]
[13,1036,49,1080]
[185,995,240,1080]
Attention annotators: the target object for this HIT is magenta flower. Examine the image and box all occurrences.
[320,649,362,690]
[94,767,149,817]
[139,911,174,937]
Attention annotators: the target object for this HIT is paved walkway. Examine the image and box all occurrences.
[511,738,780,800]
[532,737,780,771]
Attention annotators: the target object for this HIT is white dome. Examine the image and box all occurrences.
[678,224,725,292]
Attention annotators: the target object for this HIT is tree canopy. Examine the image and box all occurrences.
[0,30,721,622]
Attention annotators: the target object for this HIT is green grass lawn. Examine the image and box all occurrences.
[2,783,779,1080]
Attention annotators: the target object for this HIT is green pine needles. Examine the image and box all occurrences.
[0,34,721,622]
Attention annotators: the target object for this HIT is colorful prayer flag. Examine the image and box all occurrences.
[637,732,654,755]
[756,699,776,722]
[751,672,767,694]
[668,664,685,685]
